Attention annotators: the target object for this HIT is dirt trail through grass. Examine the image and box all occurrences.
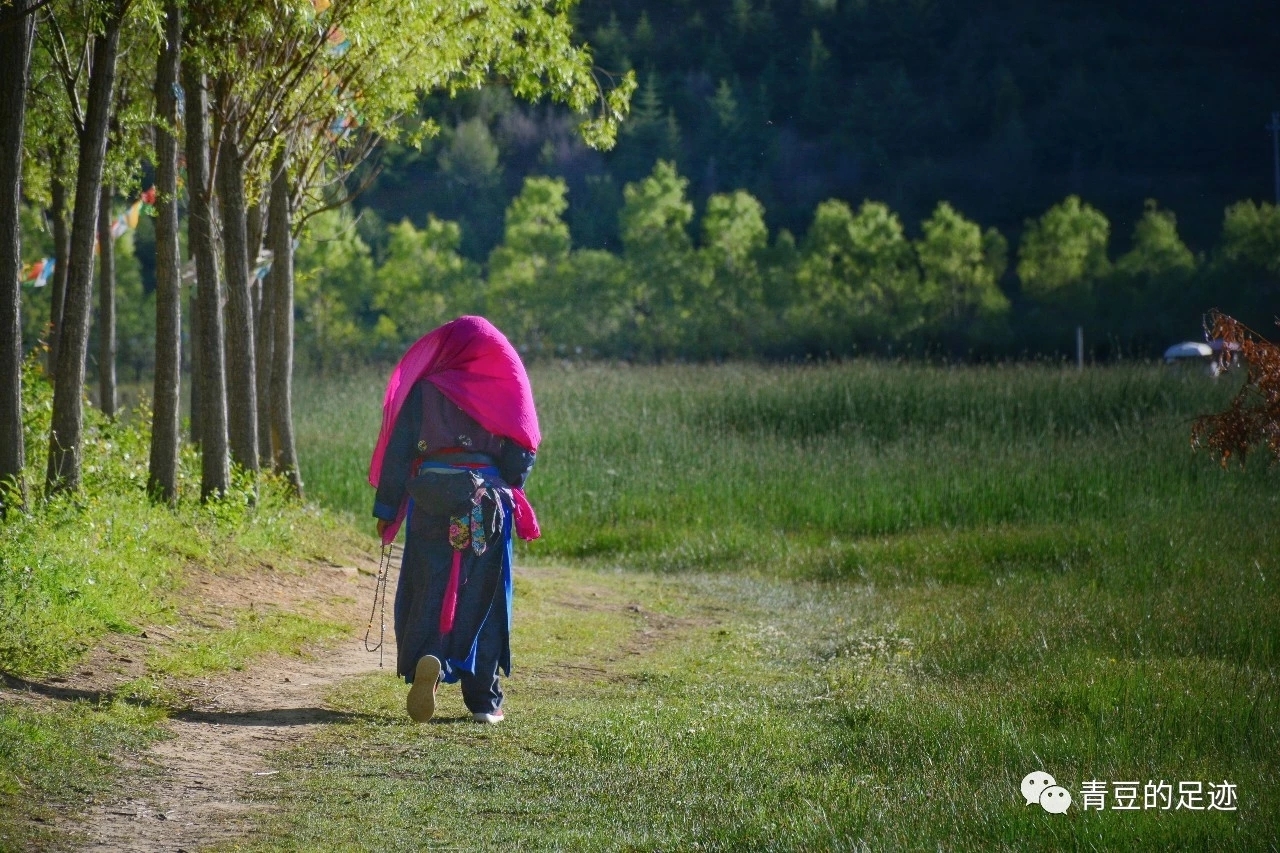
[77,629,394,852]
[53,553,396,852]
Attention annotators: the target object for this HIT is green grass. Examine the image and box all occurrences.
[221,565,1276,851]
[144,608,348,679]
[0,359,367,850]
[0,698,168,852]
[277,361,1278,850]
[298,362,1272,570]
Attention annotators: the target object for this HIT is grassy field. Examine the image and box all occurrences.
[279,361,1279,849]
[0,364,360,851]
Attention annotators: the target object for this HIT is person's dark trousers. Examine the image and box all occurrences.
[460,601,505,714]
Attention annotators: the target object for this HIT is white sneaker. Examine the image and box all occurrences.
[472,708,505,724]
[407,655,441,723]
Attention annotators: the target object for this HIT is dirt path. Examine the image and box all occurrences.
[68,553,398,853]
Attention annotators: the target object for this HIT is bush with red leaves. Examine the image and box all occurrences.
[1192,311,1280,467]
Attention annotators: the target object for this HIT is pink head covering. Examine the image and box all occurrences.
[370,316,541,544]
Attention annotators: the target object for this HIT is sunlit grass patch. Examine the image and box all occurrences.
[0,698,167,851]
[231,560,1277,851]
[296,362,1274,575]
[270,361,1280,849]
[144,609,347,679]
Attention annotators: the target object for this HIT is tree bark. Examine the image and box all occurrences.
[189,274,202,445]
[0,0,35,513]
[97,183,117,418]
[246,196,265,286]
[255,254,275,465]
[182,63,229,500]
[148,0,181,504]
[267,149,301,497]
[248,195,273,465]
[214,107,258,474]
[47,168,70,374]
[46,2,125,495]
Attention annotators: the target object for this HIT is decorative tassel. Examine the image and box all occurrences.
[440,549,462,634]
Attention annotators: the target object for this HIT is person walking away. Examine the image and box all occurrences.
[368,316,541,723]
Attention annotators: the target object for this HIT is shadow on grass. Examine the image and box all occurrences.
[177,707,386,726]
[2,672,386,728]
[1,671,125,706]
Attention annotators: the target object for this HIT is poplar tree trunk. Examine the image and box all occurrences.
[148,0,182,503]
[248,197,274,465]
[47,3,125,495]
[189,279,202,445]
[267,150,301,497]
[0,1,35,513]
[255,258,275,465]
[246,198,265,287]
[97,183,117,418]
[47,170,70,374]
[182,63,230,500]
[215,112,259,474]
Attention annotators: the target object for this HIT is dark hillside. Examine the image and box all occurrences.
[361,0,1279,258]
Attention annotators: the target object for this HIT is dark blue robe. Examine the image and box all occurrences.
[373,380,535,710]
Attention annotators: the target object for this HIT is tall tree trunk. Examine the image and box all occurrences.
[189,277,202,445]
[255,259,275,465]
[214,108,258,474]
[47,168,70,374]
[148,0,182,504]
[0,0,35,513]
[182,63,229,500]
[97,183,117,418]
[251,196,274,465]
[46,3,125,495]
[267,149,301,497]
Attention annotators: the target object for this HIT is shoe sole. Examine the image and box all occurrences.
[407,655,441,723]
[472,711,504,724]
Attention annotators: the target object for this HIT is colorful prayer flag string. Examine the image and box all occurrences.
[21,258,55,288]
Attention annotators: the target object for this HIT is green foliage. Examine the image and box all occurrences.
[487,176,574,353]
[369,217,480,354]
[106,229,154,381]
[295,209,378,369]
[793,199,919,352]
[916,201,1010,337]
[620,160,694,257]
[283,181,1280,366]
[1117,200,1197,280]
[1016,194,1111,308]
[696,190,769,357]
[618,160,701,358]
[1220,200,1280,276]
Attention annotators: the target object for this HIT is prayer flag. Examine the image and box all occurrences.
[34,258,53,288]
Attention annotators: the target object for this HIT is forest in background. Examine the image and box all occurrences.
[14,0,1280,374]
[364,0,1280,258]
[20,168,1280,368]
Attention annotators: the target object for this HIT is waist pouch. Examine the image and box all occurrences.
[406,466,484,516]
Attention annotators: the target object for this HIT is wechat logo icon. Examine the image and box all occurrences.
[1022,771,1072,813]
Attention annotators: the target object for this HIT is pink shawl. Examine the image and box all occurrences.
[369,316,541,545]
